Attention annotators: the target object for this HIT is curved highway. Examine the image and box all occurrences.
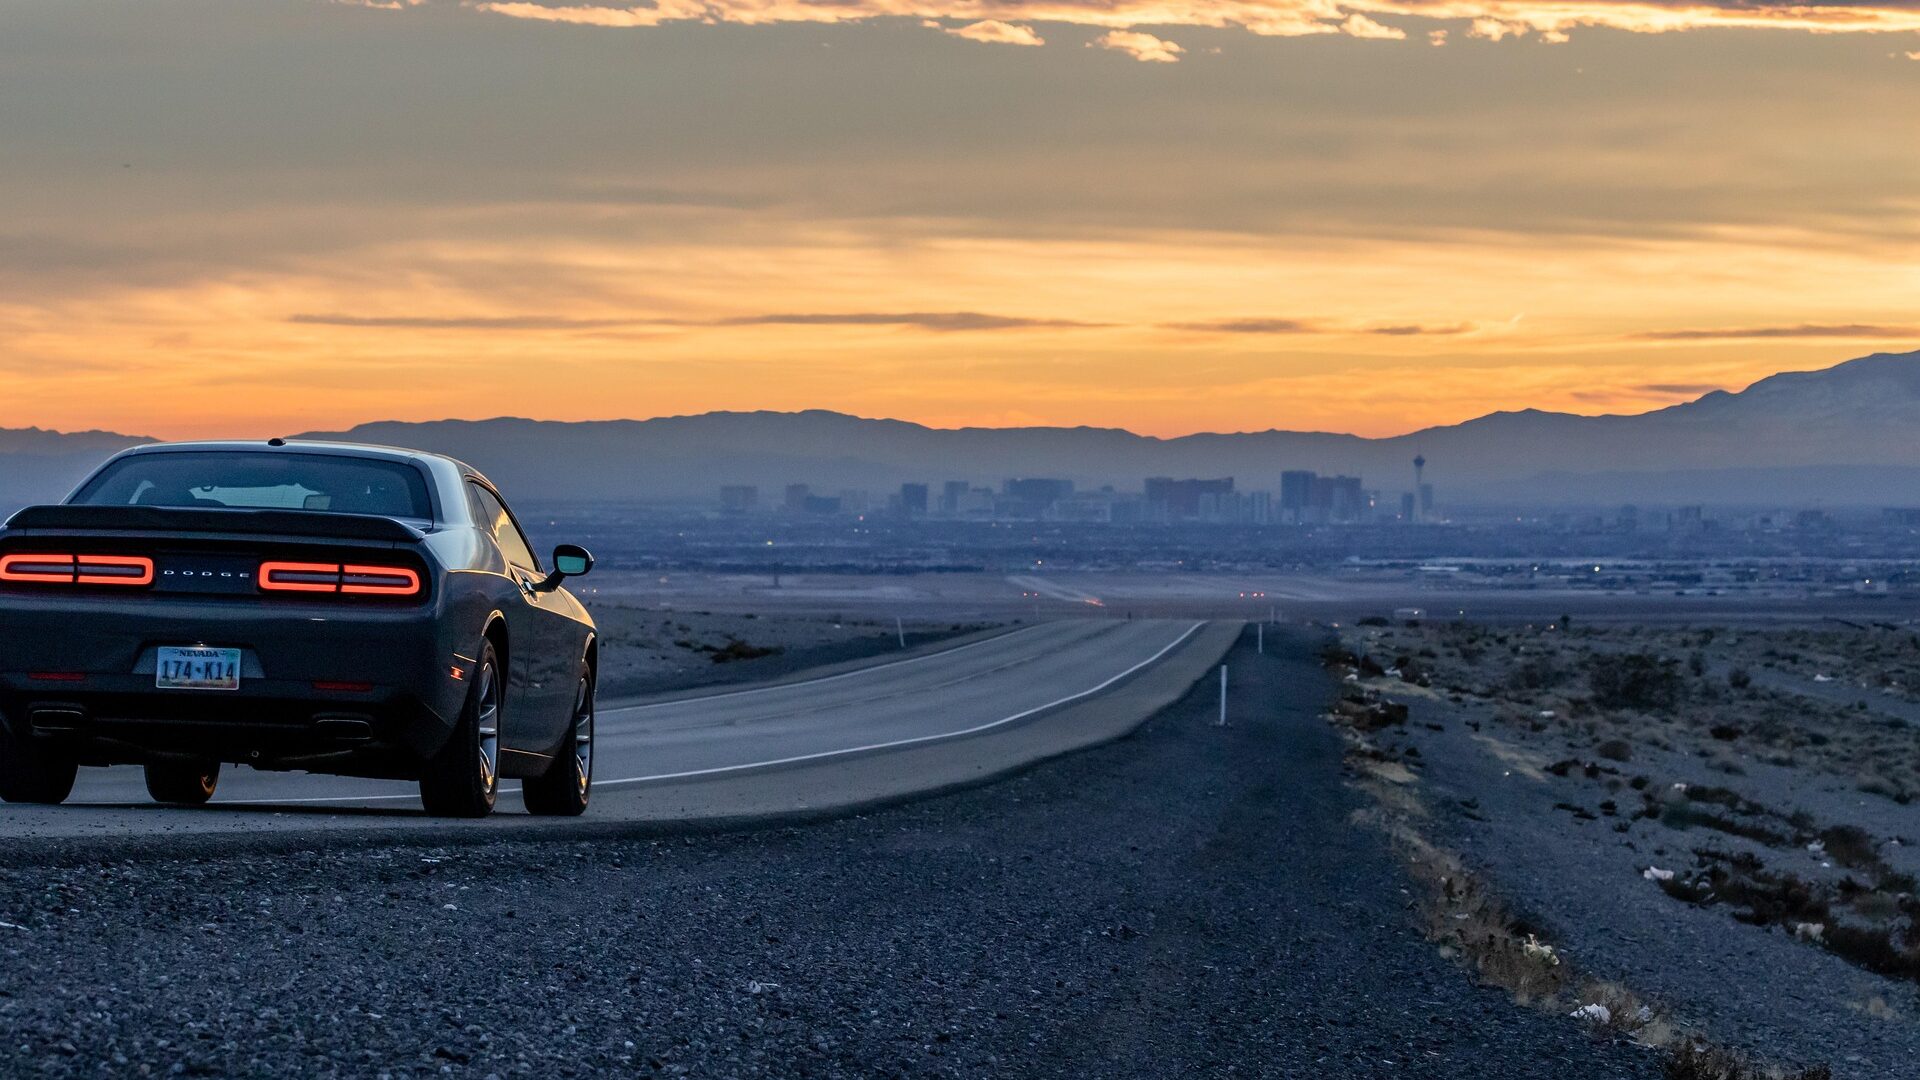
[1,619,1235,843]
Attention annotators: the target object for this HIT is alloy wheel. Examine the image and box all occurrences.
[475,661,500,795]
[570,676,593,797]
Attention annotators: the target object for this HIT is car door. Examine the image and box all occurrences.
[467,481,573,756]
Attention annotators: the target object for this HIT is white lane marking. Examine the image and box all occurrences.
[591,620,1202,788]
[209,621,1201,806]
[603,622,1122,733]
[600,622,1048,715]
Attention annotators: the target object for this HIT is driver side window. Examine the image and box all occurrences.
[469,482,540,573]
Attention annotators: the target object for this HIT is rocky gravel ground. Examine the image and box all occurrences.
[1333,617,1920,1078]
[0,630,1659,1078]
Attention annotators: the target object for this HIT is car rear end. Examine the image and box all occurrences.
[0,458,475,782]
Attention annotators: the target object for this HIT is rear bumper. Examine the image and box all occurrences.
[0,593,475,775]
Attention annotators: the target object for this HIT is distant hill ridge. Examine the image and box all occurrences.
[5,349,1919,508]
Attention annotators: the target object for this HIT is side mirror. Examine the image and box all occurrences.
[534,545,594,592]
[552,544,593,578]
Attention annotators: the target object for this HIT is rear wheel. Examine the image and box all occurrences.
[523,670,593,817]
[0,718,77,806]
[418,644,500,817]
[145,760,219,805]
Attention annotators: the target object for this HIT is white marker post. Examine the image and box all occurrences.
[1217,663,1229,726]
[895,617,906,649]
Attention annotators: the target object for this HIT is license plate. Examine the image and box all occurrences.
[156,647,242,691]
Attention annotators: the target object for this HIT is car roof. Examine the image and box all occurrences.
[114,439,482,478]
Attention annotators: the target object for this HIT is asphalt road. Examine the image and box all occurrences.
[0,628,1661,1078]
[2,619,1229,843]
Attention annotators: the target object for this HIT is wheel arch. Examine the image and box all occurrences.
[481,612,509,675]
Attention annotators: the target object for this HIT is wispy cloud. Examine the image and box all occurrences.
[1166,318,1316,334]
[1637,324,1920,341]
[292,311,1108,333]
[1570,381,1724,404]
[1366,323,1473,336]
[716,311,1108,331]
[934,19,1045,46]
[1090,30,1185,63]
[459,1,1920,45]
[289,313,640,329]
[1339,14,1405,40]
[1635,383,1721,395]
[466,2,662,27]
[1166,318,1475,336]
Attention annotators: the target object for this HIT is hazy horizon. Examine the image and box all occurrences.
[10,348,1905,444]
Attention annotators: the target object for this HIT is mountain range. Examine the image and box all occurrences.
[5,349,1919,511]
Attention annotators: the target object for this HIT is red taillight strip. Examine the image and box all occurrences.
[259,561,341,593]
[341,565,421,596]
[1,553,152,587]
[0,554,75,582]
[260,561,421,597]
[77,555,154,586]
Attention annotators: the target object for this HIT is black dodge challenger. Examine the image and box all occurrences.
[0,440,598,817]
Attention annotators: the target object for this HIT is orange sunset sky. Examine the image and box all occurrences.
[4,0,1919,440]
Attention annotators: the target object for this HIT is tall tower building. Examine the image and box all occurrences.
[1412,455,1427,523]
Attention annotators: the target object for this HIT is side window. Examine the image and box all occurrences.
[469,482,540,572]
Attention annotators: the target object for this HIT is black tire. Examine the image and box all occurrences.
[523,669,593,817]
[419,643,500,818]
[145,760,219,805]
[0,717,77,806]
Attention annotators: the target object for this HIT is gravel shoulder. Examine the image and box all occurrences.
[1334,618,1920,1079]
[0,630,1660,1078]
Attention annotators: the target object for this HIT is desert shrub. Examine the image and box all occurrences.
[1588,653,1684,711]
[1319,644,1358,668]
[1817,825,1878,870]
[1595,738,1634,762]
[1727,668,1752,690]
[1857,774,1914,804]
[710,639,783,664]
[1822,922,1920,982]
[1337,695,1408,731]
[1507,655,1566,693]
[1665,1042,1830,1080]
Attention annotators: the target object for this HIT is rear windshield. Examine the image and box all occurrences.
[72,451,434,520]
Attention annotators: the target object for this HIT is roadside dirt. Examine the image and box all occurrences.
[1328,616,1919,1079]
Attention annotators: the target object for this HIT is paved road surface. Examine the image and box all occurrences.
[1,619,1229,844]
